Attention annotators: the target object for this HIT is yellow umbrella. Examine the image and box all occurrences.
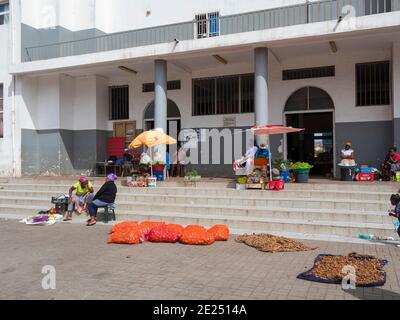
[129,130,177,149]
[129,130,177,178]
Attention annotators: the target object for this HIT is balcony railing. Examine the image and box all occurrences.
[24,0,400,62]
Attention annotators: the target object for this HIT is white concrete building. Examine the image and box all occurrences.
[0,0,400,177]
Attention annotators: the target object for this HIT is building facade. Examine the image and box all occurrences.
[0,0,400,177]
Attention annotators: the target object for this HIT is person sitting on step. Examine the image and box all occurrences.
[87,174,118,226]
[64,176,94,221]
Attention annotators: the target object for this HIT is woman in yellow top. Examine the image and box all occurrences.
[64,176,94,221]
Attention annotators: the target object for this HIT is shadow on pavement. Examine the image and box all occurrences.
[343,287,400,300]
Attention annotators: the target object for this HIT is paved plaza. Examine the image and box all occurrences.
[1,219,400,300]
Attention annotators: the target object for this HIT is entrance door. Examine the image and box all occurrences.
[286,112,333,176]
[284,87,335,177]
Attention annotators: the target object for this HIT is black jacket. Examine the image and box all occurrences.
[93,181,117,203]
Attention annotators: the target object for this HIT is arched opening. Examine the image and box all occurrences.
[284,87,335,177]
[143,99,182,146]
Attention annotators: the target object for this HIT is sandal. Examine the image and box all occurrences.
[63,218,72,222]
[87,221,97,226]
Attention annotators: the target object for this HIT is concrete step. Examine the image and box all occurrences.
[0,191,392,212]
[0,196,394,224]
[0,204,395,238]
[0,183,395,202]
[0,178,398,192]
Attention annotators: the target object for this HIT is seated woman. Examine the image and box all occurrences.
[381,147,400,181]
[340,142,356,166]
[87,174,118,226]
[65,176,94,221]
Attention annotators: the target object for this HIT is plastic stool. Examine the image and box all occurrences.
[102,204,116,223]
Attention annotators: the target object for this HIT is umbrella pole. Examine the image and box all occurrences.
[268,135,272,181]
[151,147,154,178]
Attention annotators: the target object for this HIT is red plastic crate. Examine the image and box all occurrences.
[268,180,285,191]
[355,173,375,182]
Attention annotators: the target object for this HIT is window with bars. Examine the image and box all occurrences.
[109,86,129,120]
[142,80,181,93]
[192,74,254,116]
[195,12,220,39]
[365,0,392,15]
[356,61,391,107]
[283,66,335,81]
[0,2,9,25]
[0,83,3,138]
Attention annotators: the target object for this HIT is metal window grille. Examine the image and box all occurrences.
[365,0,392,15]
[208,12,220,37]
[282,66,335,81]
[142,80,181,93]
[240,74,255,113]
[0,83,3,138]
[193,74,254,116]
[356,61,391,106]
[109,86,129,120]
[195,14,208,39]
[195,12,220,39]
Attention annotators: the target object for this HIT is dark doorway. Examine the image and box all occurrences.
[286,112,334,177]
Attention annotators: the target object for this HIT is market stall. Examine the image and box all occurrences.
[128,130,176,187]
[234,125,304,190]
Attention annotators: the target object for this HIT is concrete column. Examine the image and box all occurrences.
[393,42,400,148]
[154,59,167,133]
[254,47,269,127]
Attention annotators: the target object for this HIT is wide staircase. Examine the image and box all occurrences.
[0,177,398,243]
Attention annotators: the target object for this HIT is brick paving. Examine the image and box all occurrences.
[1,220,400,300]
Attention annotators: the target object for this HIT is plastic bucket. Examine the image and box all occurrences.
[153,170,164,181]
[340,167,355,181]
[280,170,291,183]
[295,170,309,183]
[146,177,157,187]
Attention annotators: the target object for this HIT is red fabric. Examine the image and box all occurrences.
[391,153,400,162]
[108,137,125,158]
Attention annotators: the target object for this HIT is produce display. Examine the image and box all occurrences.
[298,253,387,287]
[236,233,317,253]
[109,221,139,234]
[208,225,230,241]
[107,221,229,246]
[180,225,215,246]
[148,224,182,243]
[107,229,142,244]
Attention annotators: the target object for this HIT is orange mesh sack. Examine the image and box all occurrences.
[148,224,181,243]
[139,221,166,241]
[180,225,215,246]
[109,221,139,234]
[107,229,142,245]
[167,224,184,237]
[208,225,230,241]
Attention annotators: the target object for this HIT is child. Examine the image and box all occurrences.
[388,194,400,238]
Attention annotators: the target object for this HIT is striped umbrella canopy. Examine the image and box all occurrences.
[251,125,304,135]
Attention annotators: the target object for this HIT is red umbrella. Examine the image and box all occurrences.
[251,125,304,135]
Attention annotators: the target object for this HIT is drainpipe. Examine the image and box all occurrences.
[11,75,16,177]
